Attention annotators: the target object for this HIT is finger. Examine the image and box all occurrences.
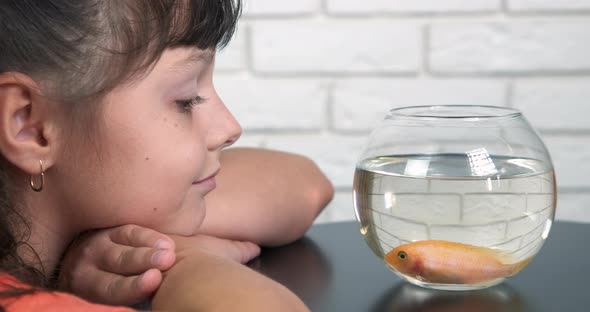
[109,224,175,250]
[101,245,176,274]
[171,235,259,264]
[211,238,260,264]
[234,241,261,264]
[82,269,162,306]
[135,268,163,297]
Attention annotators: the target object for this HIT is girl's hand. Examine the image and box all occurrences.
[58,224,176,306]
[58,225,259,306]
[171,234,261,264]
[152,237,306,312]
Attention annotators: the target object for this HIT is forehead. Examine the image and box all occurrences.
[161,48,215,72]
[105,47,214,100]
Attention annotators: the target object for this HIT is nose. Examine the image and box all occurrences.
[222,111,242,148]
[207,97,242,151]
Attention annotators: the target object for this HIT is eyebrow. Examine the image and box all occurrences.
[169,50,215,72]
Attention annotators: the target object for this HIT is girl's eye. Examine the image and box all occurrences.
[175,96,207,112]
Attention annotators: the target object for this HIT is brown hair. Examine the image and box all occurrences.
[0,0,241,299]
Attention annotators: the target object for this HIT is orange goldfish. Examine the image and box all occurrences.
[384,240,530,284]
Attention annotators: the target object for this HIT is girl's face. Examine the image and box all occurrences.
[54,47,241,235]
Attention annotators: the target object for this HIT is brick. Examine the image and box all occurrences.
[363,198,386,226]
[244,0,319,16]
[215,25,248,71]
[376,227,401,253]
[513,79,590,131]
[265,135,367,188]
[489,131,554,176]
[390,193,462,225]
[542,135,590,189]
[215,76,327,130]
[463,194,527,224]
[491,236,522,253]
[379,213,429,241]
[365,194,391,214]
[514,234,544,260]
[518,221,546,251]
[430,177,512,194]
[540,206,554,223]
[554,193,590,223]
[326,0,499,14]
[231,134,266,148]
[315,191,355,223]
[506,207,551,239]
[322,191,356,222]
[430,21,590,74]
[508,0,590,11]
[510,171,555,195]
[332,79,506,131]
[252,21,420,73]
[430,222,507,246]
[372,209,383,227]
[313,206,334,224]
[379,174,429,194]
[508,228,545,261]
[527,194,555,213]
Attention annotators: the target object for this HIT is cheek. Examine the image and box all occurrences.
[58,115,208,232]
[108,123,207,222]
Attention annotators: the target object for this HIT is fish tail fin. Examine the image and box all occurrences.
[509,258,532,276]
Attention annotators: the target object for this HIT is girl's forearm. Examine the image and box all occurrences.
[201,147,334,246]
[151,250,310,312]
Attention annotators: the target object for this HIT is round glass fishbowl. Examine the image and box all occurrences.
[353,105,556,291]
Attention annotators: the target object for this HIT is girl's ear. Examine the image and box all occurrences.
[0,72,58,175]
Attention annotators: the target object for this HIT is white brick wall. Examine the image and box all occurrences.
[216,26,247,71]
[513,79,590,131]
[216,1,590,224]
[244,0,319,16]
[556,193,590,223]
[508,0,590,11]
[263,134,367,188]
[542,135,590,189]
[332,79,506,131]
[251,21,421,74]
[430,21,590,74]
[326,0,500,14]
[216,76,328,130]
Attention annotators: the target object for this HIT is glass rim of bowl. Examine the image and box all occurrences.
[387,105,522,120]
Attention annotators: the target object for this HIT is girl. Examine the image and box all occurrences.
[59,146,334,306]
[0,0,332,310]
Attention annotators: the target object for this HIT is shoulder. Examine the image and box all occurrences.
[0,275,134,312]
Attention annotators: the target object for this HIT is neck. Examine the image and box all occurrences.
[18,189,78,281]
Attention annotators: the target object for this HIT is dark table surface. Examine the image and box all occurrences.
[251,221,590,312]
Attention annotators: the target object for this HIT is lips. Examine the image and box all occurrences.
[192,169,219,193]
[193,169,220,184]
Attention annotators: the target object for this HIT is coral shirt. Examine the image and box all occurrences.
[0,275,134,312]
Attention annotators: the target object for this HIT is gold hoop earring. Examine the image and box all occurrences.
[30,160,44,192]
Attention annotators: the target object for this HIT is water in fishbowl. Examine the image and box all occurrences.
[353,153,556,290]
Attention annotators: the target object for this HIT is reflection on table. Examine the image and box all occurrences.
[253,221,590,312]
[373,283,528,312]
[250,237,332,307]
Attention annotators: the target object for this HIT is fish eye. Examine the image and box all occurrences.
[397,251,407,260]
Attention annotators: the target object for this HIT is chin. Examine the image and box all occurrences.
[158,200,206,236]
[159,222,198,236]
[179,208,206,236]
[146,213,203,237]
